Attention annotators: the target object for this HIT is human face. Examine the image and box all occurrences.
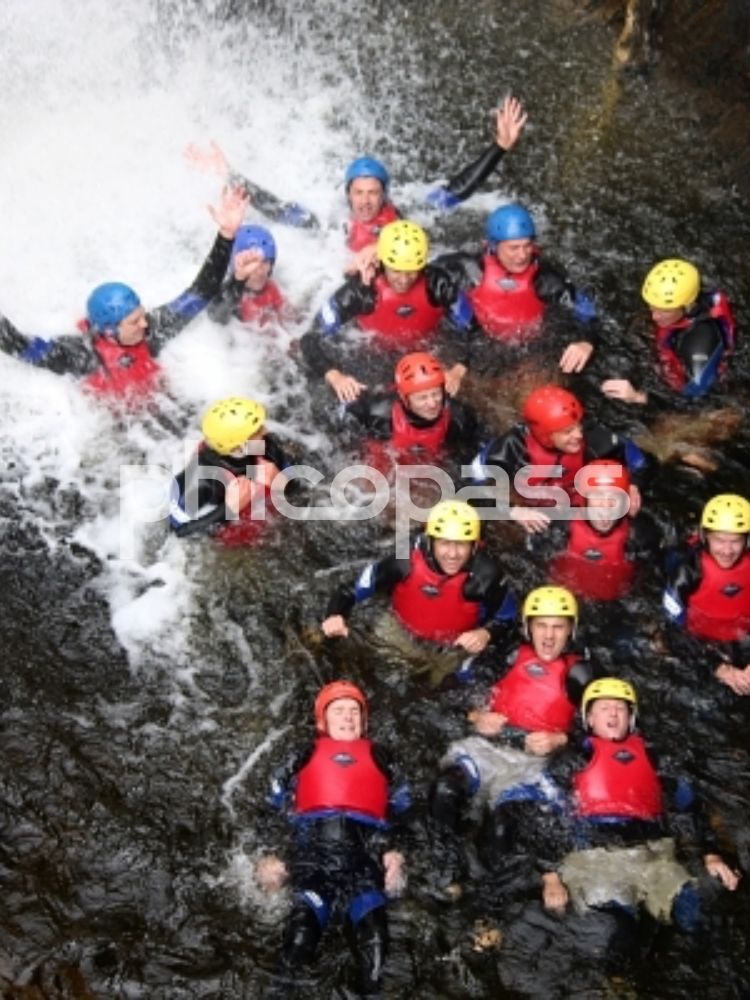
[325,697,363,740]
[496,237,534,274]
[706,530,747,570]
[432,538,474,576]
[548,423,584,454]
[528,616,572,662]
[650,306,685,328]
[348,177,386,223]
[405,386,444,421]
[586,698,631,740]
[384,267,420,294]
[116,306,148,346]
[586,490,627,534]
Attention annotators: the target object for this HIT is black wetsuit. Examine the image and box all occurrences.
[343,391,484,466]
[0,233,234,379]
[265,740,409,995]
[169,435,289,537]
[229,136,517,232]
[440,250,601,371]
[300,258,477,386]
[469,420,650,497]
[325,532,517,646]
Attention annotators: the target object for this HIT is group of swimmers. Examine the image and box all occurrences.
[0,97,745,994]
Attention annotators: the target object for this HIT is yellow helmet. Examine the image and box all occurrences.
[377,220,429,272]
[641,258,700,310]
[522,586,578,622]
[582,677,637,729]
[701,494,750,534]
[425,500,481,542]
[201,397,266,455]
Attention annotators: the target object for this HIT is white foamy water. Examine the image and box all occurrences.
[0,0,372,669]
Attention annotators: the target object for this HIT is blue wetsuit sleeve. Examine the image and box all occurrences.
[228,170,320,230]
[0,312,99,377]
[324,554,411,619]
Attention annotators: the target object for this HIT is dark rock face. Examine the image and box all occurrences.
[583,0,750,194]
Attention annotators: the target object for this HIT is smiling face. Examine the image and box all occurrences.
[384,266,421,294]
[528,616,573,662]
[586,698,631,740]
[405,386,444,421]
[116,305,148,346]
[548,422,584,454]
[324,697,364,740]
[496,237,534,274]
[705,530,747,570]
[432,538,474,576]
[348,177,386,223]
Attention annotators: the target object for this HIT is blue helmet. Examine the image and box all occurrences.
[231,224,277,264]
[485,203,536,247]
[344,156,390,190]
[86,282,142,333]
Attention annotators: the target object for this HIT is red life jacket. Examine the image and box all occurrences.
[574,734,663,820]
[238,281,284,325]
[357,274,445,348]
[362,401,452,479]
[489,643,579,732]
[686,548,750,642]
[519,430,585,505]
[391,547,480,643]
[550,518,635,601]
[294,737,389,821]
[346,203,400,252]
[85,334,162,399]
[654,289,737,391]
[214,455,279,548]
[390,400,451,456]
[468,255,545,338]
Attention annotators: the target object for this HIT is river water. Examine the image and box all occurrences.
[1,0,749,997]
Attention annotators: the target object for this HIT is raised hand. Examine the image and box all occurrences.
[496,96,528,151]
[207,184,249,239]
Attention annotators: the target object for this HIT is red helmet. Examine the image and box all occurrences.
[522,385,584,447]
[314,681,368,734]
[395,352,445,399]
[577,459,630,494]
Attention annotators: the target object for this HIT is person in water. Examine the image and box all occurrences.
[662,493,750,696]
[541,678,740,956]
[468,385,648,535]
[169,396,288,543]
[300,220,477,403]
[542,459,667,602]
[207,224,288,327]
[321,500,516,683]
[429,586,597,890]
[445,202,599,373]
[342,351,483,474]
[254,681,408,997]
[0,186,247,401]
[185,96,528,252]
[601,258,736,407]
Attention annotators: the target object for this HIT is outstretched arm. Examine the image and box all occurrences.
[0,311,99,377]
[185,140,319,229]
[147,186,247,353]
[427,96,528,210]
